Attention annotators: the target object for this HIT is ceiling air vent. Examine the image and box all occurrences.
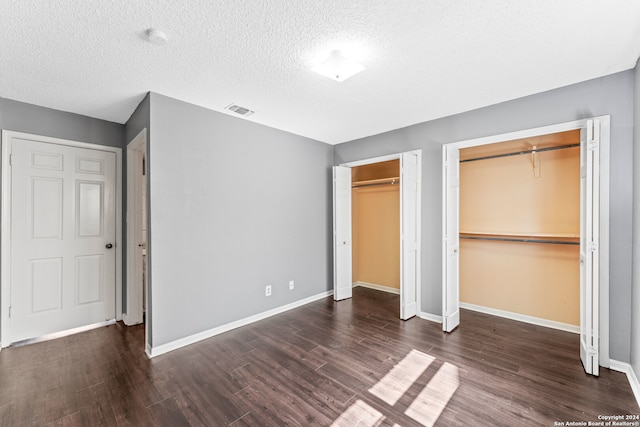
[225,104,254,116]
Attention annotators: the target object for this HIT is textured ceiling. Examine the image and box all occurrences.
[1,1,640,145]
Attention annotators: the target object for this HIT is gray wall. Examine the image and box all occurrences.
[1,97,124,148]
[125,93,150,145]
[147,93,333,347]
[334,70,635,362]
[632,63,640,376]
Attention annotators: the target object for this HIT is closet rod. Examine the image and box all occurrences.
[461,143,580,163]
[460,235,579,245]
[352,180,399,189]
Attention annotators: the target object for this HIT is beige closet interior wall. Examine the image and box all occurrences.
[352,160,400,290]
[459,130,580,326]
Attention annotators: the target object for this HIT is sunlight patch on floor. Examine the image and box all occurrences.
[331,349,460,427]
[369,349,435,405]
[405,361,460,426]
[331,399,384,427]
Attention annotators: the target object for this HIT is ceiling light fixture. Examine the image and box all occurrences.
[312,50,365,82]
[145,28,168,45]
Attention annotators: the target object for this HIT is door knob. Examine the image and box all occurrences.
[106,243,113,249]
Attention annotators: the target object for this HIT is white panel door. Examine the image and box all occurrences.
[333,166,352,301]
[9,137,116,343]
[579,120,600,376]
[442,145,460,332]
[400,153,419,320]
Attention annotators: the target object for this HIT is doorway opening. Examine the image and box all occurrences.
[124,129,148,337]
[333,150,421,320]
[459,130,581,333]
[442,117,610,376]
[352,160,401,305]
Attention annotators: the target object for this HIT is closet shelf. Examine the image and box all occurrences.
[352,177,399,188]
[460,231,579,245]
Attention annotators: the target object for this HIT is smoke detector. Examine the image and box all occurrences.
[145,28,168,45]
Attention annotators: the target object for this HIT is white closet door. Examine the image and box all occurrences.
[9,137,116,343]
[442,145,460,332]
[400,153,419,320]
[333,166,352,301]
[579,120,600,376]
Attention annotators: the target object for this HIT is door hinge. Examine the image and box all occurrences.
[588,120,599,150]
[587,347,598,357]
[8,154,12,166]
[8,306,11,318]
[588,241,598,252]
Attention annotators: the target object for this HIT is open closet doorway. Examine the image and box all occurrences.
[333,150,422,320]
[442,117,610,376]
[352,160,401,299]
[125,129,148,330]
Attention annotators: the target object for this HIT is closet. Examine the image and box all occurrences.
[459,130,580,329]
[351,160,400,294]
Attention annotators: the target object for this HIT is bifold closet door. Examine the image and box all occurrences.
[333,166,352,301]
[442,146,460,332]
[400,153,419,320]
[579,119,600,376]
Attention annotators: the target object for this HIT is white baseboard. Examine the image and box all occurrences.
[459,302,580,334]
[147,290,334,358]
[609,360,640,408]
[353,281,400,295]
[418,311,442,323]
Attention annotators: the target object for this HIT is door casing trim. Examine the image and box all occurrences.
[338,149,422,319]
[124,128,147,327]
[0,130,123,349]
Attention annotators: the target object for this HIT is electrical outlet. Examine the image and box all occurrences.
[289,280,295,290]
[265,285,272,296]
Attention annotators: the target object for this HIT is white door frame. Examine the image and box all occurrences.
[124,129,147,326]
[338,149,423,318]
[0,130,123,349]
[441,116,610,368]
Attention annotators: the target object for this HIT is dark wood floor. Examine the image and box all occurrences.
[0,287,637,426]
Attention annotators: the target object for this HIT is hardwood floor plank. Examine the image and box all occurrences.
[74,382,119,427]
[234,384,305,427]
[236,354,343,423]
[164,367,251,425]
[257,334,327,370]
[0,403,15,427]
[45,411,82,427]
[227,411,268,427]
[0,287,637,426]
[147,396,192,427]
[98,359,160,425]
[247,344,355,409]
